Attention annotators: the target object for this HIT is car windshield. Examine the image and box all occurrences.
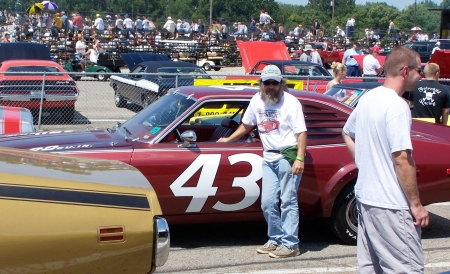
[119,90,196,141]
[283,65,331,76]
[6,66,63,75]
[324,87,365,107]
[157,67,210,79]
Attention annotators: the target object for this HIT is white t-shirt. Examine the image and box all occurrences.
[89,48,99,63]
[75,40,85,55]
[94,18,104,30]
[142,19,149,30]
[363,54,381,75]
[115,18,123,29]
[242,92,307,162]
[123,18,133,29]
[343,86,412,210]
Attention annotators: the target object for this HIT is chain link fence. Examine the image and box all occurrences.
[2,71,449,132]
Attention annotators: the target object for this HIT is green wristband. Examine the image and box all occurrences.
[296,156,304,162]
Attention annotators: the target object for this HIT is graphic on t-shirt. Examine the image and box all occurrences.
[257,109,280,133]
[418,86,442,107]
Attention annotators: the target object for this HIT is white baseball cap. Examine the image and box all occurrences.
[261,65,282,82]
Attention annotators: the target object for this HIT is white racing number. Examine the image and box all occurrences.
[169,153,262,212]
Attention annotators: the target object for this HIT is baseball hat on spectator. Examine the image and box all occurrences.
[124,14,129,17]
[303,44,313,51]
[353,41,361,46]
[177,19,182,22]
[436,41,441,46]
[371,45,381,53]
[167,16,172,20]
[261,65,282,82]
[96,14,100,17]
[61,11,65,15]
[4,32,10,37]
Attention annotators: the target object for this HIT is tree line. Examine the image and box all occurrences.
[4,0,447,37]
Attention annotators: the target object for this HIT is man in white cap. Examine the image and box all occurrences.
[218,65,307,259]
[432,41,441,55]
[299,44,313,62]
[163,16,175,38]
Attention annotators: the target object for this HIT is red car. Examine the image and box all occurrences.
[0,86,449,245]
[0,60,79,122]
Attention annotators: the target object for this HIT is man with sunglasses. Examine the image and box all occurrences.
[343,47,429,273]
[218,65,307,259]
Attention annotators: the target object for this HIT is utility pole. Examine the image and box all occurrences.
[210,0,212,27]
[331,0,335,37]
[414,0,417,27]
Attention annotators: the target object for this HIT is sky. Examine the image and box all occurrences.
[276,0,443,10]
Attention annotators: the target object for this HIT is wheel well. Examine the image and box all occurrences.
[331,179,356,216]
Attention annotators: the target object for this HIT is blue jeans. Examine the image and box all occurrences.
[261,158,302,249]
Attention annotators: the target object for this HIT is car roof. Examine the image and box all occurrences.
[143,61,202,72]
[332,82,383,89]
[257,60,318,66]
[171,85,346,106]
[120,53,170,70]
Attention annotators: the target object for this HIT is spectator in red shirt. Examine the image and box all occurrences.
[72,12,83,33]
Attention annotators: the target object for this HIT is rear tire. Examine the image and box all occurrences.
[330,183,358,245]
[115,90,127,108]
[213,67,221,71]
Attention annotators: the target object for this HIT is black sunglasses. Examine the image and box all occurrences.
[263,80,280,86]
[409,66,423,74]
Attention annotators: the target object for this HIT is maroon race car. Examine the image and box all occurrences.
[0,85,449,245]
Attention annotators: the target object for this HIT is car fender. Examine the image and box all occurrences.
[321,162,358,217]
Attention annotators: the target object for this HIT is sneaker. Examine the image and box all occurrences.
[268,245,300,258]
[256,241,278,254]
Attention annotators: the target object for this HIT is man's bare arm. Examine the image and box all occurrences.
[393,150,429,227]
[217,123,254,142]
[342,131,355,159]
[292,131,307,175]
[441,108,449,125]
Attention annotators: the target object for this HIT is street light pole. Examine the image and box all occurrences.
[414,0,417,27]
[331,0,335,37]
[210,0,212,27]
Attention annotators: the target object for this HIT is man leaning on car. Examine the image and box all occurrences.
[217,65,307,259]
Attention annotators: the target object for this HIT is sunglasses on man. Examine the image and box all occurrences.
[263,80,280,86]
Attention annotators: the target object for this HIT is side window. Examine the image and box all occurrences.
[255,63,267,75]
[187,102,245,126]
[300,100,347,144]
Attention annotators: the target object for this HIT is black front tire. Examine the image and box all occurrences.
[202,63,212,71]
[213,67,221,71]
[330,183,358,245]
[115,90,127,108]
[96,70,109,81]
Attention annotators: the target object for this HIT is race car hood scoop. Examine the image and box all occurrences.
[0,129,131,151]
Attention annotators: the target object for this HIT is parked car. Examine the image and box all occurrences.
[0,146,169,273]
[403,41,450,63]
[0,86,449,245]
[111,54,210,108]
[0,43,79,123]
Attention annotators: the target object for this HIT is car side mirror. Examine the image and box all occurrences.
[178,130,197,148]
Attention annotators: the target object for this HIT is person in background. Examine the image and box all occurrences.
[218,65,307,259]
[163,16,176,38]
[326,62,348,101]
[363,45,383,82]
[93,13,104,33]
[75,34,86,71]
[73,12,83,33]
[410,63,450,125]
[1,32,10,42]
[299,44,313,62]
[431,41,440,55]
[343,46,428,274]
[310,45,323,66]
[342,41,362,77]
